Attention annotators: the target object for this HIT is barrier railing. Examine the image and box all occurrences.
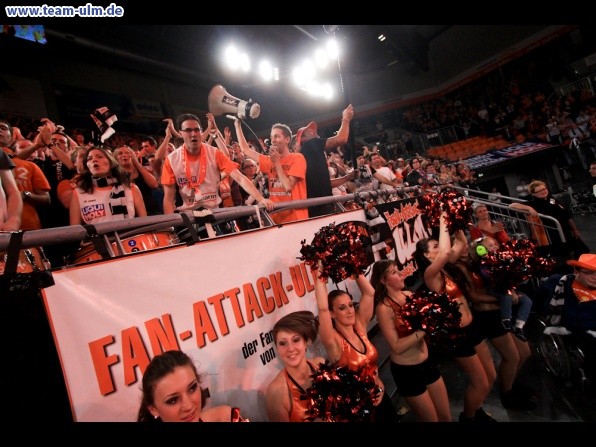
[0,186,421,263]
[450,185,567,245]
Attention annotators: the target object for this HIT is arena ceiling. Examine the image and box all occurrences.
[44,25,452,81]
[35,25,562,129]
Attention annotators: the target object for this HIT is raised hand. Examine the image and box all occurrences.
[162,118,181,138]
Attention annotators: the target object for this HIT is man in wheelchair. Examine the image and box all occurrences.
[541,254,596,383]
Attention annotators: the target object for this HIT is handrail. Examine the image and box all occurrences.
[450,185,567,244]
[2,183,567,267]
[0,186,421,252]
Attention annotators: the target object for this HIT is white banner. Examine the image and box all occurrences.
[42,211,366,422]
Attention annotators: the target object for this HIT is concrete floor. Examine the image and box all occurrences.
[375,321,594,423]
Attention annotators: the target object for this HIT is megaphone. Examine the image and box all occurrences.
[208,84,260,119]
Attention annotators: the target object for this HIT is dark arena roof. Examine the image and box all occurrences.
[9,24,591,130]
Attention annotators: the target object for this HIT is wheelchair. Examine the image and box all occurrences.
[527,315,592,394]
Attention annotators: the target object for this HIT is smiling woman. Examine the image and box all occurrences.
[137,350,247,422]
[266,311,326,422]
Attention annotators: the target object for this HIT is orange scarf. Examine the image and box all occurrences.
[572,280,596,302]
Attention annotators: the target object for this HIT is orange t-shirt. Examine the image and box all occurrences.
[11,157,51,230]
[258,152,307,224]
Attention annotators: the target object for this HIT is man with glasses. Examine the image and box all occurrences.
[161,113,274,215]
[511,180,588,259]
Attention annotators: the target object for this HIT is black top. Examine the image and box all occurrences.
[299,137,335,218]
[528,194,573,241]
[527,193,585,259]
[131,172,161,216]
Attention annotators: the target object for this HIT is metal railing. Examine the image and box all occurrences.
[2,183,572,279]
[450,185,567,246]
[0,186,421,265]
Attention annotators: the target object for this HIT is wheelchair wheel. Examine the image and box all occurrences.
[533,318,572,379]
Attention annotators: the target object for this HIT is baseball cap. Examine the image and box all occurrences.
[295,121,317,147]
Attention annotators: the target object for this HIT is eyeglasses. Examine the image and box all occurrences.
[532,188,547,193]
[180,128,202,134]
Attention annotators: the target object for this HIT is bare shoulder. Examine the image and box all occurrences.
[266,369,287,396]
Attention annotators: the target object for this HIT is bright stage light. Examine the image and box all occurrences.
[322,82,333,100]
[220,32,338,102]
[224,45,240,70]
[326,39,339,59]
[239,52,250,72]
[293,66,306,87]
[259,60,273,81]
[314,48,329,69]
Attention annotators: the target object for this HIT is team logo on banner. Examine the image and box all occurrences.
[369,197,431,287]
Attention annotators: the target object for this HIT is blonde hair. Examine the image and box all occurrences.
[528,180,546,194]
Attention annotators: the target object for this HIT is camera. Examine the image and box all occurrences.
[262,138,271,155]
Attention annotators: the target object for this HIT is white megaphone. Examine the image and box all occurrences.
[208,84,260,119]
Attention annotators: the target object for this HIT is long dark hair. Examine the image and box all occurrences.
[326,288,354,328]
[443,261,471,297]
[414,237,433,274]
[370,259,396,308]
[76,146,131,193]
[137,350,206,423]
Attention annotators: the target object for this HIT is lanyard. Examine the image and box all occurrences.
[182,143,207,196]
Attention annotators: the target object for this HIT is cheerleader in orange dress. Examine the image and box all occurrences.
[313,267,399,422]
[265,311,326,422]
